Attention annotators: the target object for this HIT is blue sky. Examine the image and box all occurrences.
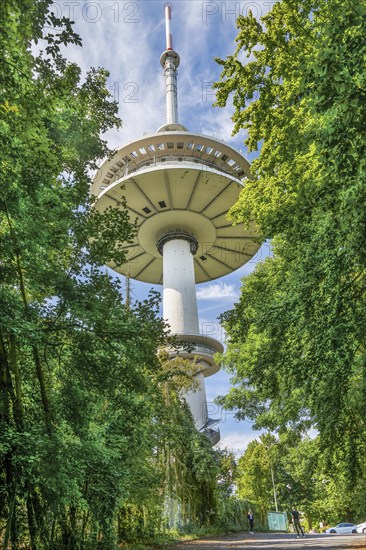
[54,0,274,453]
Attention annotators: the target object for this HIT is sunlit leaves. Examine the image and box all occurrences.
[214,0,366,514]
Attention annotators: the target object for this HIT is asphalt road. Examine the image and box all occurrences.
[174,532,366,550]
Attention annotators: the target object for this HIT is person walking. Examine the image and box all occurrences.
[247,510,254,534]
[291,508,305,537]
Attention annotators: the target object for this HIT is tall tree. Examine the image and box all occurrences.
[0,1,169,548]
[236,437,275,523]
[0,3,239,547]
[214,0,366,516]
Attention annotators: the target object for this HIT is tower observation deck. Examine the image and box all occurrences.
[91,6,260,445]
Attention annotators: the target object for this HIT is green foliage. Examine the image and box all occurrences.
[234,430,366,529]
[214,0,366,525]
[0,7,238,547]
[0,1,168,548]
[236,435,275,518]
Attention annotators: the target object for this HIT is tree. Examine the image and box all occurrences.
[1,2,259,546]
[237,440,272,520]
[214,0,366,519]
[0,1,172,548]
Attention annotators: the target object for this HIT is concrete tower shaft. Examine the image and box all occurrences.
[161,236,212,433]
[161,237,200,335]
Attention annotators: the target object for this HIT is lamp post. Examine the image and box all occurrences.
[263,433,279,512]
[270,462,278,512]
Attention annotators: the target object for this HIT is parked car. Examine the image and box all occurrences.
[325,523,357,534]
[357,521,366,534]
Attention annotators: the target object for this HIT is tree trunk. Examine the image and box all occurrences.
[5,200,53,435]
[0,333,16,550]
[26,495,38,550]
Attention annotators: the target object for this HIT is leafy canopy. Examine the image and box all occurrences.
[214,0,366,501]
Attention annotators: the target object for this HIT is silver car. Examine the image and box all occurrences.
[325,523,357,534]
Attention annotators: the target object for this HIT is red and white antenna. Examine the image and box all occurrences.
[165,4,173,50]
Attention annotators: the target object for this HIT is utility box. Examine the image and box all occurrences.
[267,511,288,531]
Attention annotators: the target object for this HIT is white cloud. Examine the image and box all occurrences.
[197,282,238,300]
[217,431,260,455]
[307,427,319,439]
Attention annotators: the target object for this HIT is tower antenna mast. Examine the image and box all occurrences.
[164,3,173,50]
[160,4,180,126]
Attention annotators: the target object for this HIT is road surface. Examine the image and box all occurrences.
[174,532,366,550]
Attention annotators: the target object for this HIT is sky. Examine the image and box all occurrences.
[52,0,274,454]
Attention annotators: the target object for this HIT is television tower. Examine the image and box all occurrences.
[91,5,260,444]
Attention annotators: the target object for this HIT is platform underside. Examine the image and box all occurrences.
[94,161,261,284]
